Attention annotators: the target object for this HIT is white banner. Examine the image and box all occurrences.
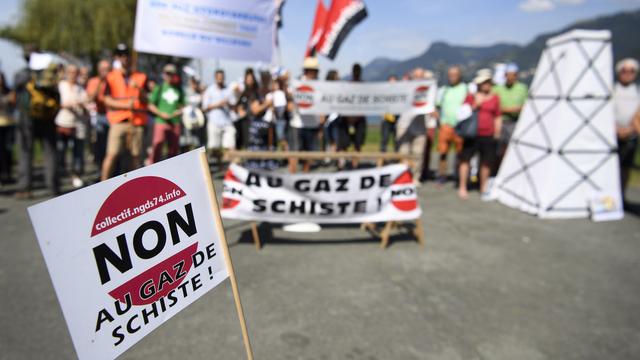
[291,80,437,115]
[28,149,229,360]
[133,0,276,62]
[221,163,421,223]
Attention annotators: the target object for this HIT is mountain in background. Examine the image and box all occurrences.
[362,8,640,82]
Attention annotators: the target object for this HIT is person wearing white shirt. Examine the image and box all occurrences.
[613,58,640,201]
[202,69,236,151]
[56,64,88,188]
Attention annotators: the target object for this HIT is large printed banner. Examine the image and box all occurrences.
[221,163,422,223]
[292,80,437,115]
[133,0,276,62]
[28,150,229,360]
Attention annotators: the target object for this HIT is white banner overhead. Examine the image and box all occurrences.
[291,80,438,116]
[221,163,422,223]
[133,0,276,62]
[28,149,242,360]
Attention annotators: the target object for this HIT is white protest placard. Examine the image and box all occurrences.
[221,163,421,223]
[291,80,437,116]
[133,0,276,62]
[28,149,248,360]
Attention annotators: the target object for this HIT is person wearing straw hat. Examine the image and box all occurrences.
[288,57,321,173]
[458,70,502,200]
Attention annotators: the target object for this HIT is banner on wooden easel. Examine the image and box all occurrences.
[221,163,422,223]
[28,149,232,360]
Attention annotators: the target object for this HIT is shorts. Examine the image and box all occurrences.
[208,123,236,149]
[438,125,463,154]
[106,122,144,157]
[289,127,320,152]
[618,137,638,168]
[337,117,366,150]
[460,136,497,165]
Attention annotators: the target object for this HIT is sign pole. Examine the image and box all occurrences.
[199,152,254,360]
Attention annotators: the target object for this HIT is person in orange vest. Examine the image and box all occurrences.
[101,43,148,181]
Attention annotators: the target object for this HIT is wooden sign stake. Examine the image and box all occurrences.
[200,152,254,360]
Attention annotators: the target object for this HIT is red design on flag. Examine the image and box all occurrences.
[305,0,328,57]
[316,0,368,60]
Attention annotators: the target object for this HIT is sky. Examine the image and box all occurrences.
[1,0,640,82]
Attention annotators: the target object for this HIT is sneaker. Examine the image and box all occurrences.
[72,177,85,189]
[481,191,493,202]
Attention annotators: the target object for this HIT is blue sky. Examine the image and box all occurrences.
[1,0,640,81]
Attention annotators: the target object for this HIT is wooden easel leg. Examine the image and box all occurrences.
[414,218,426,248]
[251,222,262,250]
[380,221,393,249]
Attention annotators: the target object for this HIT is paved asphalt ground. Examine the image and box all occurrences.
[1,171,640,360]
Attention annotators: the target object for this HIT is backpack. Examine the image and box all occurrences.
[27,64,60,121]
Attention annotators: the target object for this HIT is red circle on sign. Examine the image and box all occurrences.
[295,85,314,109]
[413,85,429,107]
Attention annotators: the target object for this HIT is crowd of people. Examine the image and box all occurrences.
[0,42,638,204]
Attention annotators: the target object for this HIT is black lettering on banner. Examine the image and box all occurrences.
[266,176,282,188]
[166,289,178,308]
[246,173,261,187]
[140,279,155,300]
[290,201,306,215]
[167,203,197,245]
[309,201,316,215]
[173,260,187,280]
[126,314,141,334]
[315,179,330,192]
[337,202,350,214]
[354,200,367,213]
[157,270,175,292]
[96,308,115,332]
[336,178,349,192]
[142,302,159,325]
[294,179,310,192]
[360,176,375,190]
[115,293,132,315]
[272,200,285,213]
[112,326,125,346]
[380,174,391,187]
[252,199,267,212]
[133,221,166,260]
[320,202,333,215]
[93,235,132,285]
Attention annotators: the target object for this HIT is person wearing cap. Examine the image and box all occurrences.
[458,71,502,200]
[613,58,640,202]
[147,63,185,164]
[288,57,322,173]
[435,66,467,185]
[492,63,528,172]
[101,43,148,180]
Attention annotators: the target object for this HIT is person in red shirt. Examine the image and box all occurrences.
[458,72,502,200]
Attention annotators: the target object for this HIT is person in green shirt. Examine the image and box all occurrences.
[148,64,185,164]
[435,66,467,184]
[492,63,528,172]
